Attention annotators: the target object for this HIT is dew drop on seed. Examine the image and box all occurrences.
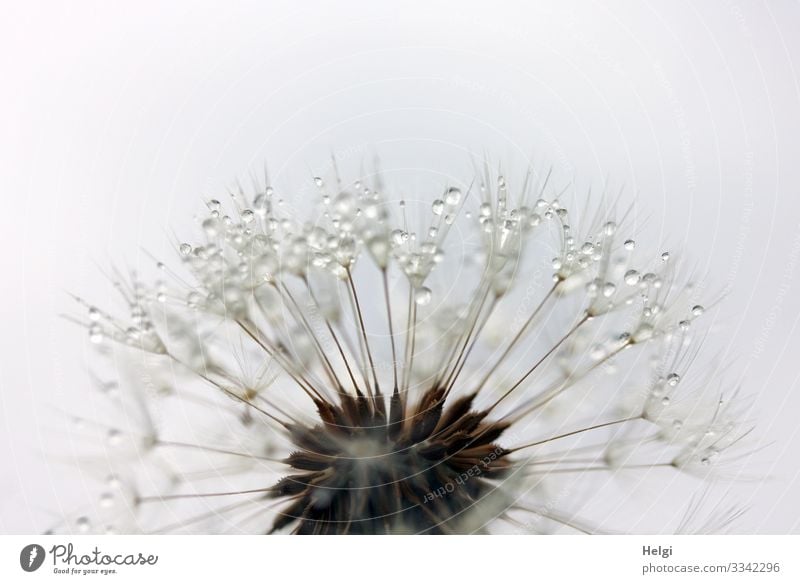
[415,287,432,305]
[202,217,220,237]
[667,373,680,386]
[391,229,407,246]
[445,187,462,206]
[624,270,640,286]
[623,239,635,250]
[88,325,103,344]
[179,243,192,256]
[253,194,270,216]
[590,344,606,360]
[679,320,691,331]
[431,199,444,215]
[692,305,704,316]
[107,429,122,446]
[241,209,255,224]
[602,282,616,297]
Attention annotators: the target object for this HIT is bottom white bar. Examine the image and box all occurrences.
[1,535,796,583]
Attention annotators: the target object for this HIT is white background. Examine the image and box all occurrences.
[1,0,799,533]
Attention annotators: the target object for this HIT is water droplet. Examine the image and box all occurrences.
[107,429,122,446]
[76,517,91,533]
[241,209,255,224]
[661,396,671,406]
[88,325,103,344]
[313,177,324,188]
[445,187,462,206]
[624,270,640,286]
[667,373,680,386]
[391,229,407,246]
[633,324,654,342]
[580,242,594,255]
[99,492,114,508]
[431,199,445,215]
[691,305,705,316]
[415,287,432,305]
[253,194,271,217]
[603,221,617,236]
[202,217,220,237]
[623,239,635,250]
[88,307,101,321]
[421,242,437,255]
[207,199,221,212]
[602,282,616,298]
[179,243,192,256]
[661,251,670,262]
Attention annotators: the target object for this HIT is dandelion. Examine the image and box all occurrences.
[57,161,750,535]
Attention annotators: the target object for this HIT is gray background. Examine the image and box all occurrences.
[1,0,799,532]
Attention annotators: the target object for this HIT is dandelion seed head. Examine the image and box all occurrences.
[58,161,752,535]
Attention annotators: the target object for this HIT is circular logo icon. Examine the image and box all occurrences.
[20,544,46,572]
